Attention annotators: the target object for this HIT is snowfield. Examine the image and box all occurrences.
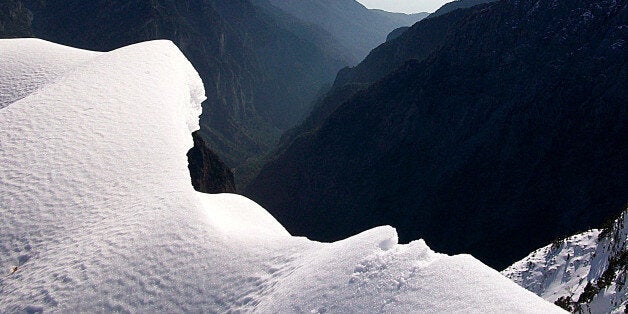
[0,40,101,110]
[0,39,564,312]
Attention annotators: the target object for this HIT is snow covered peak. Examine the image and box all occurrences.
[504,210,627,313]
[0,39,562,312]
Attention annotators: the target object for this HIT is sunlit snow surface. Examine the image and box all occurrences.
[504,212,627,313]
[0,39,563,312]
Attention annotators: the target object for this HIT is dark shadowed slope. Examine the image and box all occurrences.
[386,26,409,42]
[188,131,236,194]
[261,0,427,63]
[248,0,628,269]
[428,0,497,18]
[0,0,31,37]
[270,7,473,159]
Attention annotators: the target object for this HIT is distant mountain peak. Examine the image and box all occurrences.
[262,0,427,63]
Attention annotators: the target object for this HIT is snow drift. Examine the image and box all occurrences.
[0,39,563,312]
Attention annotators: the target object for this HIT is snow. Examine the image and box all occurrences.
[0,38,563,312]
[503,211,627,313]
[504,230,603,299]
[0,39,101,109]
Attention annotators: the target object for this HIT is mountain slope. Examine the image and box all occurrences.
[504,209,627,313]
[370,9,430,31]
[268,6,471,158]
[247,0,628,269]
[12,0,348,168]
[0,38,563,313]
[428,0,498,18]
[260,0,426,63]
[386,26,409,42]
[383,0,494,43]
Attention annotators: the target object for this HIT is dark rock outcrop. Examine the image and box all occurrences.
[0,0,32,37]
[188,131,236,194]
[248,0,628,269]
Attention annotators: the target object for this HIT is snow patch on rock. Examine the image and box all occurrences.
[504,210,627,313]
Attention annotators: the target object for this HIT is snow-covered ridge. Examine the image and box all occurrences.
[0,39,101,109]
[503,210,627,313]
[0,39,562,312]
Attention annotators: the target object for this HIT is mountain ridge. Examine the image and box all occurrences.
[247,0,628,269]
[427,0,498,19]
[504,209,628,313]
[260,0,427,63]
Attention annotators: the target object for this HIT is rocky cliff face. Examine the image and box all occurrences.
[247,0,628,269]
[504,209,627,313]
[188,131,236,194]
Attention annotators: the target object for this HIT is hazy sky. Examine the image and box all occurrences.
[356,0,453,13]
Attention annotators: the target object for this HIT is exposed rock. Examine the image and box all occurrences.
[188,131,236,194]
[0,0,32,37]
[504,209,627,313]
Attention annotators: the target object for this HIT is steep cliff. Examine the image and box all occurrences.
[248,0,628,269]
[188,131,236,193]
